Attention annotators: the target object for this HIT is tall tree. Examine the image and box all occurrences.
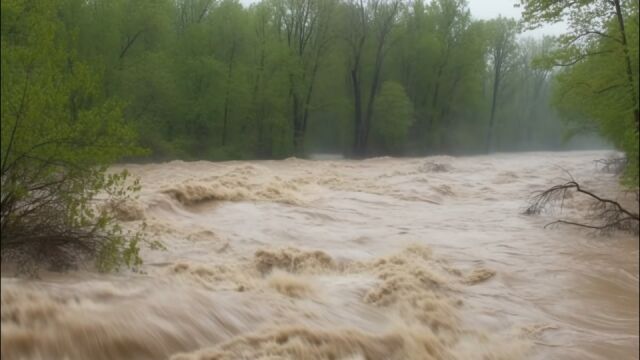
[22,0,584,162]
[485,17,518,153]
[519,0,639,184]
[520,0,638,132]
[273,0,337,154]
[426,0,470,149]
[344,0,401,157]
[210,0,251,147]
[370,81,413,154]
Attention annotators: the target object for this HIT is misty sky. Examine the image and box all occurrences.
[467,0,567,37]
[238,0,568,38]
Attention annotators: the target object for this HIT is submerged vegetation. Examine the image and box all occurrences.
[0,0,638,270]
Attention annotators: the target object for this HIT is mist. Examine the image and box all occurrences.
[17,0,607,161]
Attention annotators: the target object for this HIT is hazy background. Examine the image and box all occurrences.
[239,0,569,37]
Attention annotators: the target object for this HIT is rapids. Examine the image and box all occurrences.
[1,151,638,359]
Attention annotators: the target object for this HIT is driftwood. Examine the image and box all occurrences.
[526,179,639,234]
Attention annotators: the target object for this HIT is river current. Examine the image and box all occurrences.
[1,151,638,360]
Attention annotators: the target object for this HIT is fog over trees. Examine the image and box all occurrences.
[1,0,638,269]
[7,0,622,162]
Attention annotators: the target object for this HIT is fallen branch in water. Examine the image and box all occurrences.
[593,157,627,174]
[525,179,639,234]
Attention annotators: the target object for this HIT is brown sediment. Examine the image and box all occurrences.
[421,161,454,173]
[464,268,496,285]
[160,165,305,206]
[267,271,315,298]
[106,198,146,221]
[169,326,452,360]
[165,262,255,291]
[432,184,456,197]
[254,248,335,274]
[359,245,461,333]
[2,151,637,360]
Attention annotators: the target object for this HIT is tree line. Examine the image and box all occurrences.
[2,0,637,271]
[42,0,589,160]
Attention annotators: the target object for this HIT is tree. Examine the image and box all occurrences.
[344,0,401,157]
[246,2,291,158]
[484,17,518,153]
[393,0,435,145]
[489,36,562,151]
[424,0,471,151]
[519,0,639,185]
[515,37,553,146]
[1,0,146,272]
[273,0,337,155]
[210,0,252,150]
[371,81,413,153]
[12,0,580,163]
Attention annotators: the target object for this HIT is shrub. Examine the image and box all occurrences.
[1,0,148,273]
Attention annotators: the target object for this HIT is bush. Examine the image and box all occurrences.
[1,0,148,273]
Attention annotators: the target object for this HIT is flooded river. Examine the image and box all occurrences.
[1,151,638,360]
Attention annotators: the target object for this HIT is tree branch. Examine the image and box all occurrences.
[526,179,639,234]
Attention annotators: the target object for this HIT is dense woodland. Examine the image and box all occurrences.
[4,0,608,161]
[1,0,638,270]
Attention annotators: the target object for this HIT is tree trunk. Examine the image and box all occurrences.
[292,93,304,154]
[486,58,502,153]
[221,41,237,146]
[428,67,442,139]
[301,60,320,144]
[613,0,640,133]
[351,66,364,157]
[362,46,385,156]
[440,72,461,153]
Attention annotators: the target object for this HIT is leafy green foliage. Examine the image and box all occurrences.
[4,0,627,271]
[520,0,639,186]
[1,0,147,272]
[37,0,578,161]
[371,81,414,154]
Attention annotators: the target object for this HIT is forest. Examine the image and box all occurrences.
[4,0,626,162]
[1,0,638,268]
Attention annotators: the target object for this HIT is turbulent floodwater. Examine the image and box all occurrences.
[1,151,638,360]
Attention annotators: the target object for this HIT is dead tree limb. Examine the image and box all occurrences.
[525,180,639,234]
[594,157,627,174]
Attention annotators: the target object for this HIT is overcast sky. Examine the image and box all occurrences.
[467,0,567,37]
[238,0,568,38]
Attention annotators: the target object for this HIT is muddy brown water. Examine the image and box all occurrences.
[1,151,638,360]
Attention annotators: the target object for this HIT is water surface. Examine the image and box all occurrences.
[2,151,638,360]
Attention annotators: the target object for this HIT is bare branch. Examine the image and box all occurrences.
[526,179,639,234]
[552,50,613,67]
